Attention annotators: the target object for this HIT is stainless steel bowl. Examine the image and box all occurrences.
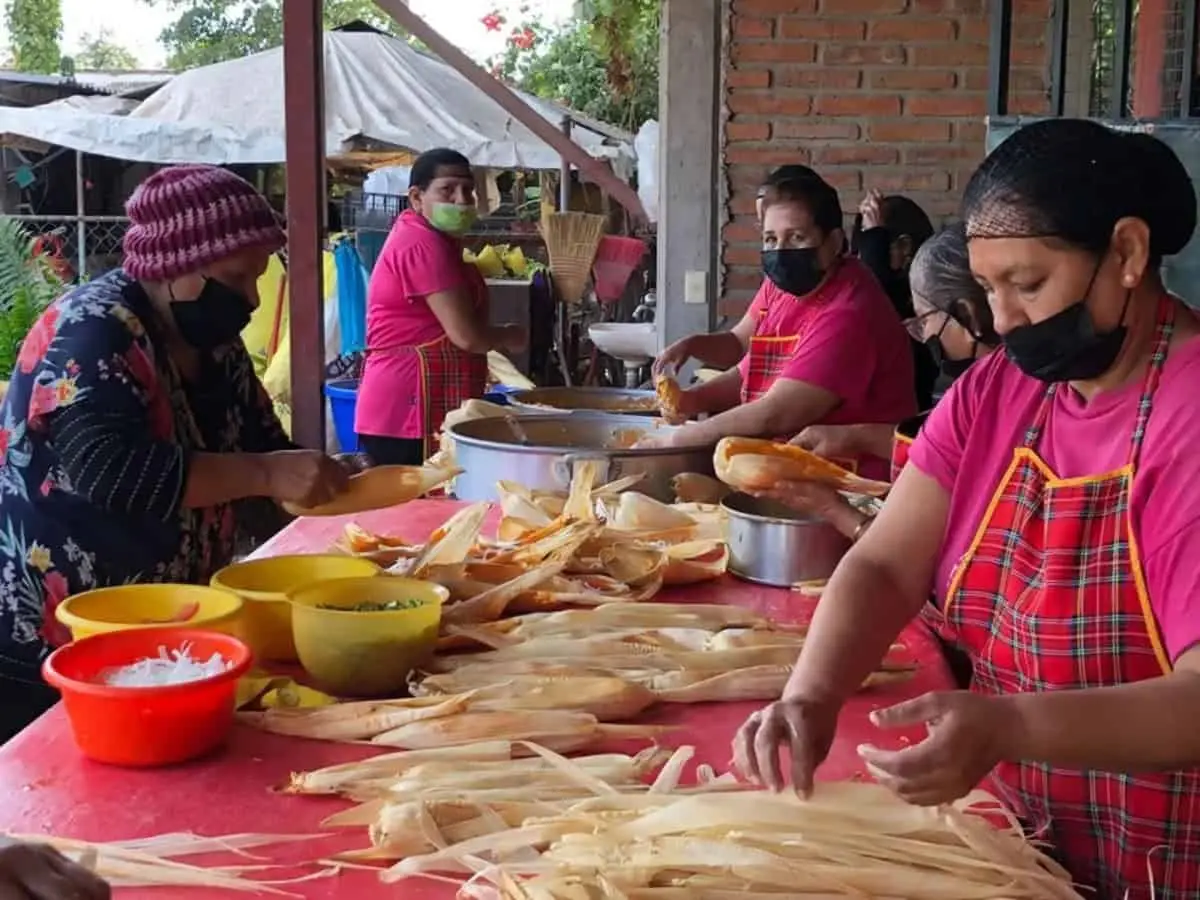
[506,387,659,416]
[721,492,851,588]
[447,413,714,503]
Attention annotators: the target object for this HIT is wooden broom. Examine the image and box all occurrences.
[540,211,607,303]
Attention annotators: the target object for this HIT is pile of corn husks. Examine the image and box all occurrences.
[283,741,1084,899]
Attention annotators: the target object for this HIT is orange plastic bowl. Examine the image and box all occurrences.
[42,627,252,767]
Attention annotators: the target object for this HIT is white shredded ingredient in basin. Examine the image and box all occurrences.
[100,642,232,688]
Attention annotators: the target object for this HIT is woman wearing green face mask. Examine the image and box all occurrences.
[356,148,528,465]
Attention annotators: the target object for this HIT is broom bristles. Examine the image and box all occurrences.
[541,212,607,303]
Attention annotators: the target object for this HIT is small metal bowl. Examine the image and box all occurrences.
[721,492,851,588]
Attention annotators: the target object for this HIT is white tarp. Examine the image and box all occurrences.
[634,120,659,224]
[0,30,633,169]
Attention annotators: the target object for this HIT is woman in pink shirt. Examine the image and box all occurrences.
[355,149,526,464]
[734,119,1200,900]
[644,175,915,480]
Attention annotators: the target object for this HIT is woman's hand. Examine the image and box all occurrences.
[733,696,841,795]
[753,480,868,542]
[0,839,110,899]
[634,428,686,450]
[859,190,884,231]
[332,452,372,474]
[857,691,1024,806]
[790,424,861,459]
[653,335,696,376]
[262,450,350,508]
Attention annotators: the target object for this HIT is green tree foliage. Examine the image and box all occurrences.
[489,0,658,131]
[141,0,392,70]
[0,219,66,379]
[4,0,63,74]
[73,28,140,71]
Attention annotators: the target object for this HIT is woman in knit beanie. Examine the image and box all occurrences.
[0,165,351,741]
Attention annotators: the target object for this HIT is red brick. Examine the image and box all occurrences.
[821,169,863,191]
[1011,44,1049,66]
[956,120,987,144]
[869,68,957,90]
[719,296,755,319]
[868,120,953,142]
[869,18,956,40]
[903,144,981,165]
[723,221,762,244]
[870,171,953,192]
[734,0,816,11]
[814,94,902,116]
[779,17,865,39]
[905,94,987,117]
[963,67,1046,92]
[723,246,762,267]
[727,69,771,88]
[773,120,861,140]
[775,67,862,89]
[1009,93,1051,115]
[818,0,908,11]
[726,121,772,141]
[822,42,906,65]
[727,91,813,116]
[725,269,766,294]
[909,0,984,11]
[734,17,774,38]
[733,40,818,64]
[726,147,814,165]
[815,145,900,166]
[728,194,758,216]
[911,43,988,67]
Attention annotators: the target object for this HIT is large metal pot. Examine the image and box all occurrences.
[506,387,658,416]
[721,492,851,588]
[448,413,713,503]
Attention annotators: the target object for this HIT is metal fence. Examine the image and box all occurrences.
[8,215,129,281]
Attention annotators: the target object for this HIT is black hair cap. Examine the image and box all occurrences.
[758,164,823,197]
[410,148,472,191]
[879,195,934,248]
[962,118,1196,262]
[761,176,844,235]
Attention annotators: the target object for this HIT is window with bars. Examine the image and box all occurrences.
[1086,0,1196,119]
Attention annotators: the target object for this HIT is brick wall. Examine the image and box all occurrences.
[720,0,1055,316]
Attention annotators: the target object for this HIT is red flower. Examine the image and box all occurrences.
[40,570,72,647]
[16,306,59,375]
[509,27,535,50]
[481,11,504,31]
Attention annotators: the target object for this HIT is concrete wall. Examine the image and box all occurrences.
[718,0,1057,318]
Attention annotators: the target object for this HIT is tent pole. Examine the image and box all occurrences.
[74,150,85,279]
[282,0,327,449]
[558,117,571,210]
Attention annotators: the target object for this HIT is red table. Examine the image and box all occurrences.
[0,501,955,898]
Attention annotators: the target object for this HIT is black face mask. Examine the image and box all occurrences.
[928,336,977,382]
[762,248,824,298]
[169,278,253,351]
[1002,267,1132,383]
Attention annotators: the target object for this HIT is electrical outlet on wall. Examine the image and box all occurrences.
[684,270,708,305]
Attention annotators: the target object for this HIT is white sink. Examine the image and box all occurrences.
[588,323,657,364]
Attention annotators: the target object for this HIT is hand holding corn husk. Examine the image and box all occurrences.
[283,460,461,517]
[714,436,891,496]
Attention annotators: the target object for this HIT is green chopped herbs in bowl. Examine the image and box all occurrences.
[318,598,426,612]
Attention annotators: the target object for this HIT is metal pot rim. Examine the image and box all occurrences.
[448,414,714,457]
[721,491,823,526]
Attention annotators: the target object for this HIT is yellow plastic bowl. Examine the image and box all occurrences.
[289,576,446,697]
[210,555,381,662]
[55,584,244,642]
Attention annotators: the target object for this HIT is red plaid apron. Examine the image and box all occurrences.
[414,335,488,460]
[928,296,1200,899]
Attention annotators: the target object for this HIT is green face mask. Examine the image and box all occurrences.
[427,202,478,235]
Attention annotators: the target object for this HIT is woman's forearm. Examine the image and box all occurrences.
[690,332,746,370]
[681,369,744,417]
[182,452,271,508]
[1007,672,1200,771]
[784,554,926,705]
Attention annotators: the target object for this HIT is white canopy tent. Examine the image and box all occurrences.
[0,30,633,170]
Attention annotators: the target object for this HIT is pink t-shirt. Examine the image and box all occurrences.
[737,259,917,480]
[355,210,486,439]
[910,336,1200,662]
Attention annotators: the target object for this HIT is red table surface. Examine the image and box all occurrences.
[0,500,955,899]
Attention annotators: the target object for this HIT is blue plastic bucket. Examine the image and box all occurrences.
[324,379,359,452]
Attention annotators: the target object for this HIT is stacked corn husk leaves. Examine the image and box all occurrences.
[241,601,915,749]
[283,741,1083,899]
[334,461,732,624]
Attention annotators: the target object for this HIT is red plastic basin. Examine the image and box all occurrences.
[42,627,253,767]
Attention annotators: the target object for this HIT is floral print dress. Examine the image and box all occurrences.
[0,270,292,720]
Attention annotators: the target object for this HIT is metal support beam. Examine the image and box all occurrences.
[1111,0,1134,119]
[282,0,326,450]
[987,0,1013,117]
[1049,0,1071,117]
[1183,0,1197,118]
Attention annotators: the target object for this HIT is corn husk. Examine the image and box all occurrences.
[611,493,696,532]
[239,693,474,742]
[671,472,730,505]
[287,741,518,794]
[398,502,491,578]
[283,463,460,517]
[714,436,891,497]
[417,674,658,721]
[661,540,729,585]
[370,709,668,753]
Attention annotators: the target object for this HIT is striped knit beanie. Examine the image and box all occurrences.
[123,165,285,282]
